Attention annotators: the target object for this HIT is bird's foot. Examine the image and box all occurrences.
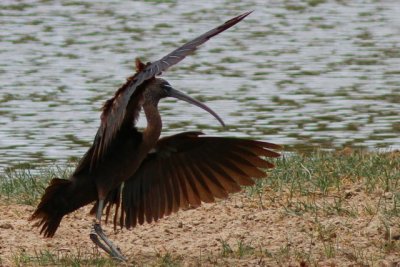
[90,230,114,256]
[90,223,127,262]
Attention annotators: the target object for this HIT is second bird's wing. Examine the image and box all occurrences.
[118,132,281,229]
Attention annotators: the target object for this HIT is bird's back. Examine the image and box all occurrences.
[74,125,144,194]
[31,124,145,237]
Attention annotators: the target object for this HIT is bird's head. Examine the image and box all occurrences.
[143,78,225,127]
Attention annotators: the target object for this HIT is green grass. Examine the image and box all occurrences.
[12,249,116,267]
[247,150,400,219]
[252,149,399,195]
[0,165,71,205]
[10,248,186,267]
[215,238,261,262]
[0,150,399,266]
[1,150,399,210]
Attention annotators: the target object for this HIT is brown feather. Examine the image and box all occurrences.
[135,58,146,72]
[193,162,228,199]
[207,171,240,194]
[230,147,275,169]
[188,160,216,203]
[217,162,255,186]
[143,175,153,225]
[238,144,281,158]
[180,162,206,205]
[163,164,175,217]
[148,183,159,222]
[93,12,253,165]
[168,156,183,215]
[116,132,280,229]
[175,155,202,206]
[165,157,181,213]
[137,177,146,225]
[201,159,242,193]
[189,150,228,198]
[149,162,162,222]
[180,155,214,203]
[157,165,168,219]
[168,157,190,207]
[31,177,97,237]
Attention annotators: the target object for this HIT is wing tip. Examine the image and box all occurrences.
[226,10,253,24]
[241,10,254,19]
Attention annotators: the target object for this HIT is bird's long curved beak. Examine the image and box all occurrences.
[168,88,225,127]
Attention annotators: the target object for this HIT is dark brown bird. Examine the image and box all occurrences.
[31,11,281,261]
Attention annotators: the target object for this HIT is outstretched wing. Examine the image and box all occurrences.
[118,132,281,229]
[148,11,252,76]
[92,12,252,167]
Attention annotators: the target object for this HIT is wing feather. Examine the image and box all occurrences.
[189,149,228,198]
[184,155,215,203]
[179,154,204,206]
[165,157,181,213]
[92,12,252,166]
[193,161,228,199]
[151,180,161,222]
[162,160,175,217]
[216,161,255,186]
[171,154,200,207]
[119,132,281,229]
[201,160,242,193]
[141,169,157,223]
[137,177,145,225]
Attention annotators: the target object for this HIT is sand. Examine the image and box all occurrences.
[0,185,399,266]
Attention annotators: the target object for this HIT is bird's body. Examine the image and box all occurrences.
[31,12,281,261]
[31,77,164,236]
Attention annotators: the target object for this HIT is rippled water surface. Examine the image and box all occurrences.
[1,0,400,170]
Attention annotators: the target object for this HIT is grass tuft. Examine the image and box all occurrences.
[12,248,116,267]
[0,165,73,205]
[251,149,400,199]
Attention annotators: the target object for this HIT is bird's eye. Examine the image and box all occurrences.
[162,83,172,93]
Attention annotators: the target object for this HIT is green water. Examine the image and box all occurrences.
[1,0,399,170]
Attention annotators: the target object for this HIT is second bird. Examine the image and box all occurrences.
[31,11,281,261]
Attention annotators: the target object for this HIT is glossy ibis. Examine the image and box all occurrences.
[31,11,281,261]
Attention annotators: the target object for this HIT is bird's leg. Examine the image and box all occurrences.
[89,199,127,262]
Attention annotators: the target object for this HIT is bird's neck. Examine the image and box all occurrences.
[142,103,162,148]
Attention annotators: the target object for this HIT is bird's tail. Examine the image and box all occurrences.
[30,178,73,237]
[30,177,96,237]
